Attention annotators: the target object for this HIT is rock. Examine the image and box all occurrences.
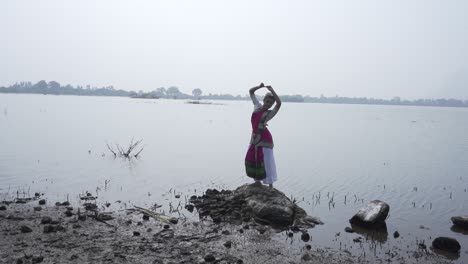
[43,225,65,233]
[146,228,152,232]
[290,225,300,232]
[163,225,170,229]
[169,217,178,224]
[38,199,46,205]
[185,204,194,212]
[40,217,52,224]
[142,215,150,221]
[20,225,33,233]
[78,215,86,221]
[72,224,81,229]
[432,237,461,253]
[83,203,97,211]
[223,241,232,248]
[393,231,400,238]
[61,201,70,206]
[301,253,313,261]
[305,244,312,250]
[353,237,362,243]
[301,232,310,242]
[64,211,73,217]
[192,184,322,229]
[349,200,389,227]
[221,230,231,235]
[344,227,354,233]
[32,256,44,263]
[33,207,42,211]
[175,194,181,198]
[133,231,140,236]
[287,232,293,237]
[451,216,468,229]
[0,205,7,210]
[97,214,114,221]
[204,254,216,262]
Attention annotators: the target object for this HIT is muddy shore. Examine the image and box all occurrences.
[0,195,452,264]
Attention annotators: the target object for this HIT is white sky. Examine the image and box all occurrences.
[1,0,468,99]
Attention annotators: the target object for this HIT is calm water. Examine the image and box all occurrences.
[1,94,468,262]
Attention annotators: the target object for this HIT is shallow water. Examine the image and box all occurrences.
[1,94,468,262]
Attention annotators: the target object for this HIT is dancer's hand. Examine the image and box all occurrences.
[266,85,273,92]
[258,83,265,88]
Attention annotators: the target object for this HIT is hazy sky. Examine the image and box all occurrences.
[2,0,468,99]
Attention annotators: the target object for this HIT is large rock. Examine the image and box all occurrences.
[451,216,468,229]
[349,200,389,227]
[190,183,323,229]
[432,237,461,253]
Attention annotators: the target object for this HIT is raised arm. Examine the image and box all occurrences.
[266,86,282,112]
[249,83,264,96]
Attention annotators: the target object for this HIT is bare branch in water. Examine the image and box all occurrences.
[106,139,144,159]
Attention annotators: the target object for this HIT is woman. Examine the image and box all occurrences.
[245,83,282,187]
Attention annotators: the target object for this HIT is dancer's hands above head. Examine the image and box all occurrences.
[266,85,273,92]
[258,83,265,88]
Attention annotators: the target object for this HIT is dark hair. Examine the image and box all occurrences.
[264,92,275,101]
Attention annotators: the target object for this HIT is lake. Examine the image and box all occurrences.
[1,93,468,263]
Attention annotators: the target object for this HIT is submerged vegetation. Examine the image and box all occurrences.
[1,80,468,108]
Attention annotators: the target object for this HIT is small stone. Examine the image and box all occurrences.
[236,260,243,264]
[16,259,23,264]
[20,225,33,233]
[243,225,250,230]
[163,225,170,229]
[301,232,310,242]
[66,207,73,211]
[287,232,293,238]
[137,221,143,226]
[393,231,400,238]
[185,204,194,212]
[0,205,6,210]
[38,199,46,205]
[432,237,461,253]
[55,202,61,206]
[212,217,221,224]
[34,192,40,197]
[238,229,244,233]
[133,231,140,236]
[142,215,150,221]
[78,215,86,221]
[305,244,312,250]
[72,224,81,229]
[175,194,181,198]
[64,211,73,217]
[223,241,232,248]
[32,256,44,263]
[61,201,70,206]
[33,207,42,211]
[146,228,152,232]
[353,237,362,243]
[344,227,355,233]
[301,253,313,261]
[221,230,231,235]
[40,217,52,224]
[204,254,216,262]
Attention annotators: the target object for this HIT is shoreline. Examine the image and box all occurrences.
[0,195,453,264]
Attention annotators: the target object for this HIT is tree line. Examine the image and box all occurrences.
[1,80,467,108]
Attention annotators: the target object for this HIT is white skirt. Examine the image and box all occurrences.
[262,148,277,184]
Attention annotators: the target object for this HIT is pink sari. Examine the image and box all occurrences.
[245,109,274,180]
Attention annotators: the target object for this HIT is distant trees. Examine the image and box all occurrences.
[192,88,202,99]
[166,86,181,99]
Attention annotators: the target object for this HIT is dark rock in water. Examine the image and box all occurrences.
[393,231,400,238]
[184,204,194,212]
[301,232,310,242]
[34,206,42,211]
[191,184,323,229]
[221,230,231,235]
[61,201,70,206]
[0,205,7,210]
[40,217,52,225]
[38,199,46,205]
[223,240,232,248]
[34,192,40,197]
[78,215,86,221]
[20,225,33,233]
[64,211,73,217]
[451,216,468,229]
[133,231,140,236]
[305,244,312,250]
[163,224,170,229]
[204,254,216,262]
[344,227,354,233]
[142,215,150,221]
[349,200,389,227]
[432,237,461,253]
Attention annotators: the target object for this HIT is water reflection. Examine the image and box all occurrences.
[350,222,388,243]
